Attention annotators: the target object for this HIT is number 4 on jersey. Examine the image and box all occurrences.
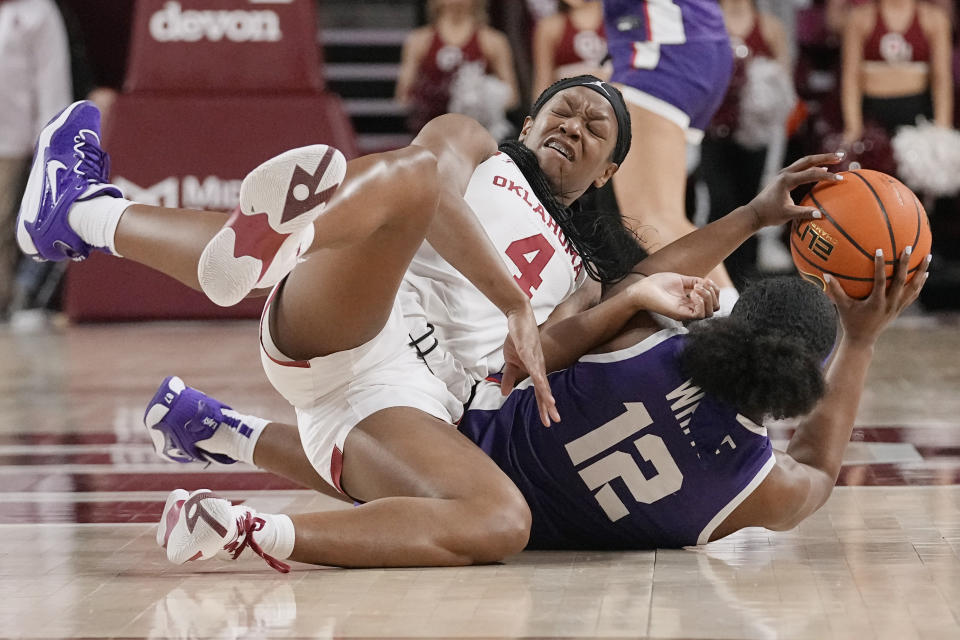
[505,234,555,298]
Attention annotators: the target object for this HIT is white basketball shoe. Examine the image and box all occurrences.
[198,145,346,306]
[158,488,290,573]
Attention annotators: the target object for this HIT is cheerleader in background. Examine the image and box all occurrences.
[531,0,609,98]
[699,0,796,284]
[396,0,520,136]
[839,0,959,191]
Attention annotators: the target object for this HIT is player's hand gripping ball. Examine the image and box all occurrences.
[791,169,932,298]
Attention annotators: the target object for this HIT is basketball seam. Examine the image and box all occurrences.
[910,195,921,253]
[851,171,897,259]
[790,235,924,280]
[810,189,876,261]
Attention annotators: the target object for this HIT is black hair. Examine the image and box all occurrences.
[498,139,645,284]
[679,276,839,420]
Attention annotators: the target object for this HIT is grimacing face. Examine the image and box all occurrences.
[518,86,620,205]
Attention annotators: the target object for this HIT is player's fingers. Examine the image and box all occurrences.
[900,272,928,312]
[704,285,718,316]
[698,292,714,318]
[678,274,701,291]
[530,372,559,426]
[889,245,911,299]
[863,248,886,304]
[694,285,714,317]
[783,151,845,173]
[689,287,705,317]
[705,279,720,310]
[784,204,823,221]
[783,166,843,190]
[902,253,932,309]
[823,273,849,306]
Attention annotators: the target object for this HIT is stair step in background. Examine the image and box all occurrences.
[319,1,416,155]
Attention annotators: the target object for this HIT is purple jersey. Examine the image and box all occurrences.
[603,0,727,45]
[458,329,775,550]
[602,1,732,135]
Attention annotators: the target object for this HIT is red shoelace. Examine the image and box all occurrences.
[223,510,291,574]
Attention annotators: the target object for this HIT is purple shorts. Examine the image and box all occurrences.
[610,38,733,142]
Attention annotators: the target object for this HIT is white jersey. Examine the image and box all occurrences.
[401,152,589,386]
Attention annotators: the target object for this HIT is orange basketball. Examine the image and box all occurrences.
[790,169,932,299]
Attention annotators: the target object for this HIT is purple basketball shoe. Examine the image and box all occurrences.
[144,376,244,465]
[16,100,124,262]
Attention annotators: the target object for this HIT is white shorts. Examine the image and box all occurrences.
[259,287,463,493]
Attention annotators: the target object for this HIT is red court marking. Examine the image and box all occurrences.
[836,464,960,487]
[767,425,960,447]
[0,472,302,493]
[0,453,117,465]
[0,501,164,524]
[0,433,118,445]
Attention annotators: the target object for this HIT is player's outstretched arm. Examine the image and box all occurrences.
[724,249,930,534]
[506,273,719,378]
[413,114,559,426]
[605,153,845,299]
[412,115,513,307]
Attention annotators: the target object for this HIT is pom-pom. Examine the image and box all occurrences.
[448,62,514,140]
[733,57,797,150]
[892,119,960,196]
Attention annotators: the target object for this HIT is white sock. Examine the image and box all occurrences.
[68,190,135,256]
[197,411,269,465]
[221,509,295,562]
[255,513,296,560]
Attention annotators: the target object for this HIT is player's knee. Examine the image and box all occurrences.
[465,489,531,563]
[391,145,440,212]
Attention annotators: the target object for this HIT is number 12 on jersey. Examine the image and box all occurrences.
[564,402,683,521]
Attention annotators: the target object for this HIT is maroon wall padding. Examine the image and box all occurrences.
[125,0,323,93]
[65,93,358,322]
[65,253,267,321]
[100,93,357,183]
[64,0,356,322]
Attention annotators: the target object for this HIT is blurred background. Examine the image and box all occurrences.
[4,0,960,327]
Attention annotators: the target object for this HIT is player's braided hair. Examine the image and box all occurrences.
[679,277,839,420]
[498,139,645,284]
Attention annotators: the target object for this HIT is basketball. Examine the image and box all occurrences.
[790,169,932,299]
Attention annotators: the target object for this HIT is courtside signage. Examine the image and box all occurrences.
[113,175,242,211]
[149,1,282,42]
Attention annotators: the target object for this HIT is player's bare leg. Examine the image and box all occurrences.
[152,406,530,567]
[290,408,530,567]
[24,103,529,568]
[159,416,529,568]
[113,205,228,291]
[270,146,531,563]
[269,146,446,356]
[150,146,532,569]
[612,101,735,292]
[147,379,529,567]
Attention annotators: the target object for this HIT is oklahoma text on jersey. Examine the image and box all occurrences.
[490,155,583,279]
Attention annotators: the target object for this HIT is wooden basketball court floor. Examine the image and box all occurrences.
[2,314,959,639]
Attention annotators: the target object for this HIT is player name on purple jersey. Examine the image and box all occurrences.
[458,329,774,550]
[603,0,727,44]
